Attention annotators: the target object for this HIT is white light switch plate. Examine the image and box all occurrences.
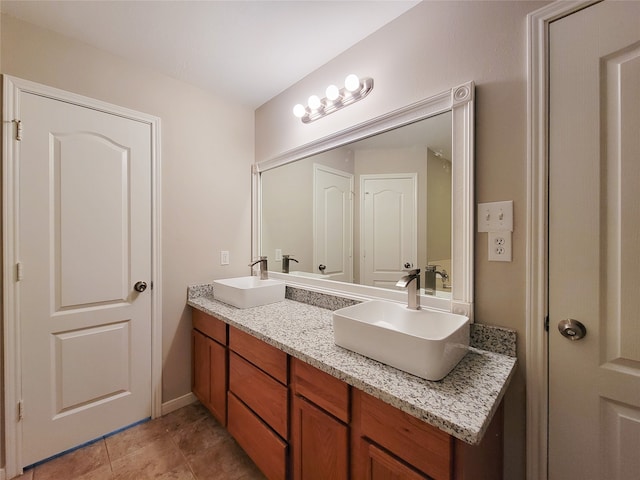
[478,201,513,232]
[220,250,230,265]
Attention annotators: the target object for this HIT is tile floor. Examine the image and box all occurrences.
[14,403,266,480]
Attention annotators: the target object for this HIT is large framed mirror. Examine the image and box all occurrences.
[252,82,474,317]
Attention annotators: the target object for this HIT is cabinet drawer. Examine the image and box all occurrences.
[192,309,227,344]
[229,352,288,438]
[355,389,452,480]
[291,357,349,423]
[228,392,287,480]
[229,326,288,384]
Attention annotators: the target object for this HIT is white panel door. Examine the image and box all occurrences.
[361,174,417,288]
[19,91,152,466]
[549,2,640,479]
[313,165,354,281]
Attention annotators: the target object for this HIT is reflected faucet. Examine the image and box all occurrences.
[425,265,450,295]
[282,254,299,274]
[396,268,421,310]
[437,268,450,289]
[249,256,268,280]
[424,266,437,295]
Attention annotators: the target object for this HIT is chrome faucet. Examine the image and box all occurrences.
[396,268,421,310]
[282,254,299,274]
[249,256,268,280]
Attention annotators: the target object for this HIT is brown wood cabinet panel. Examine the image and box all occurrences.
[227,392,287,480]
[192,309,227,344]
[291,357,350,423]
[453,402,503,480]
[229,352,288,438]
[192,329,227,425]
[208,337,227,425]
[364,441,430,480]
[353,389,453,480]
[229,326,288,384]
[192,329,209,405]
[291,395,349,480]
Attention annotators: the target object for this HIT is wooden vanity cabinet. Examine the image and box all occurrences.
[191,310,227,425]
[290,358,350,480]
[190,308,504,480]
[227,326,289,480]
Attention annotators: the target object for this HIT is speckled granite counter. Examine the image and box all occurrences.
[187,285,517,446]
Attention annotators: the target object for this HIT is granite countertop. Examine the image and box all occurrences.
[187,286,517,446]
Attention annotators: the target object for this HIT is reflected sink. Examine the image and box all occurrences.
[333,300,470,381]
[213,276,285,309]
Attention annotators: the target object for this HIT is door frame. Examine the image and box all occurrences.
[2,75,163,478]
[526,2,598,479]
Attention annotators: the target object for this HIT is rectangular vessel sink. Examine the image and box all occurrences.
[333,300,470,381]
[213,276,285,309]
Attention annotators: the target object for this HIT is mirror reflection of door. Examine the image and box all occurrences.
[313,165,354,281]
[360,173,417,288]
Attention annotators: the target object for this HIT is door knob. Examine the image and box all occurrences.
[318,264,326,272]
[404,262,413,269]
[558,318,587,341]
[134,281,148,293]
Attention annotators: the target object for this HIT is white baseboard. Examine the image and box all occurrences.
[161,392,198,416]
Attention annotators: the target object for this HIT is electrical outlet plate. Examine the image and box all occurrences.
[488,231,512,262]
[478,201,513,232]
[220,250,230,265]
[275,249,282,262]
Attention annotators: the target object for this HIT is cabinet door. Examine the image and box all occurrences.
[192,329,227,425]
[291,395,348,480]
[208,337,227,425]
[362,440,429,480]
[192,329,210,405]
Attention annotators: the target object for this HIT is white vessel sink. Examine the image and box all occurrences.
[333,300,470,381]
[213,276,285,309]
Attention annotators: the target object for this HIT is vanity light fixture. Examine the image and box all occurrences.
[293,74,374,124]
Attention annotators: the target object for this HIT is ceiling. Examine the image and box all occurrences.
[0,0,420,108]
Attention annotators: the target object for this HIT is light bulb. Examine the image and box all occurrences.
[293,104,306,118]
[345,74,360,92]
[325,84,340,102]
[307,95,321,110]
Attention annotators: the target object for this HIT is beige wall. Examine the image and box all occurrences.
[0,12,254,418]
[256,2,549,478]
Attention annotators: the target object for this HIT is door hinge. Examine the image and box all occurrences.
[14,119,23,141]
[16,262,24,281]
[150,281,154,290]
[544,315,549,332]
[18,400,24,421]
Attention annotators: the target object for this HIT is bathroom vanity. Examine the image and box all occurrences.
[188,285,516,480]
